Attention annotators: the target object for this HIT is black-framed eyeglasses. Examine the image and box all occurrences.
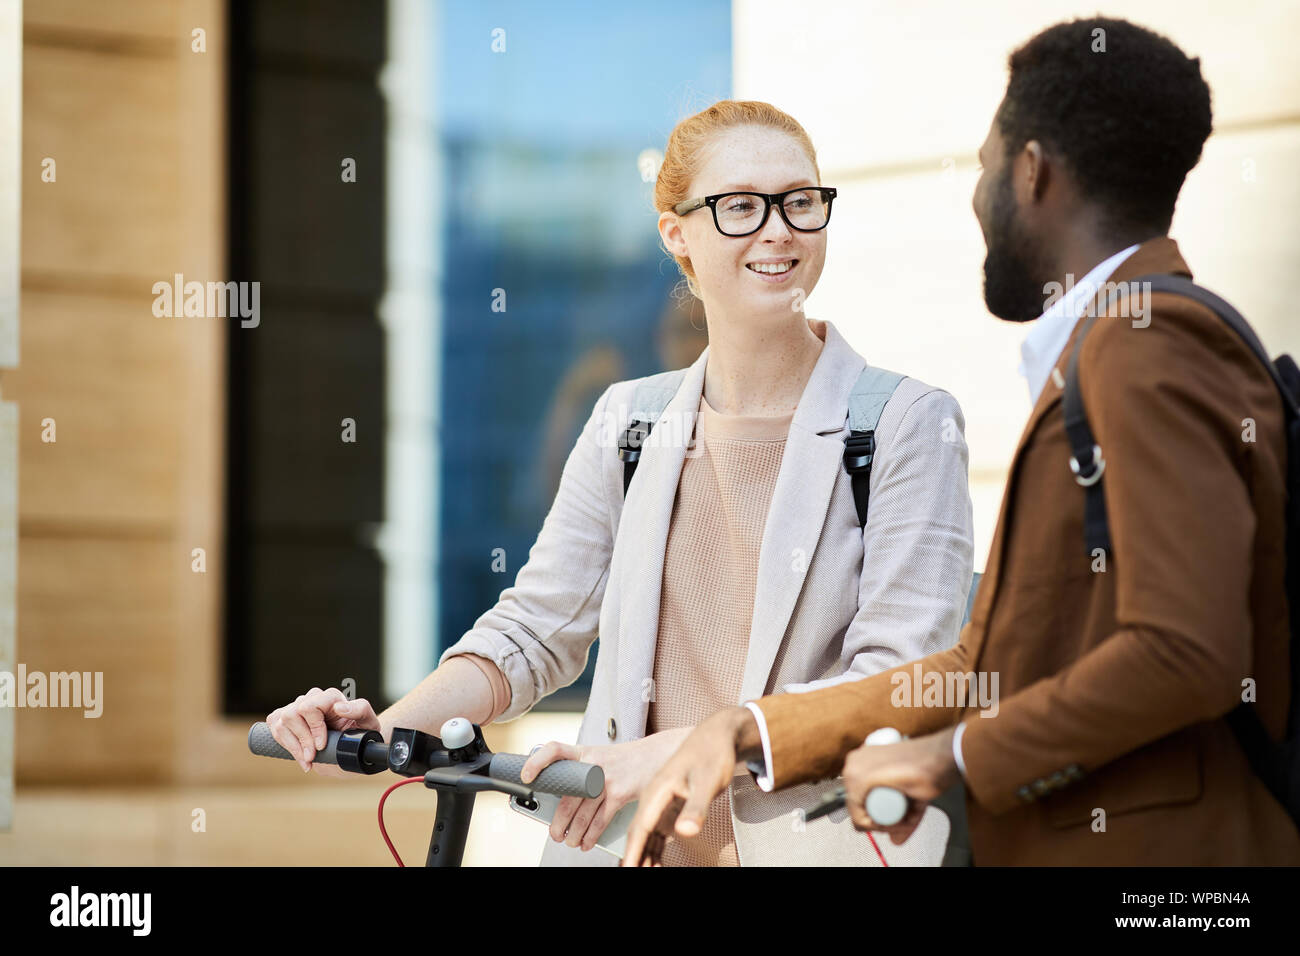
[673,186,837,237]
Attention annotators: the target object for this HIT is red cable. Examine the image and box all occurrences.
[866,831,888,866]
[377,776,427,867]
[378,774,889,867]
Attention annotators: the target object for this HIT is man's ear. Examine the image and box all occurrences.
[1016,140,1049,205]
[658,211,689,258]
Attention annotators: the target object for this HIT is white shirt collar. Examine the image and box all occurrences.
[1018,243,1140,404]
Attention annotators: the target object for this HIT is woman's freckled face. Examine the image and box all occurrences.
[676,126,827,319]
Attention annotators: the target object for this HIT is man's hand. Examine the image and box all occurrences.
[518,728,691,852]
[621,706,759,866]
[842,725,960,845]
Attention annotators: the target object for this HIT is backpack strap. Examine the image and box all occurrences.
[1062,274,1300,821]
[1062,306,1114,556]
[617,368,688,496]
[845,365,906,528]
[1063,274,1300,557]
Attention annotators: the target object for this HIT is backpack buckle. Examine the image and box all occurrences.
[618,419,653,464]
[1069,445,1106,487]
[843,431,876,473]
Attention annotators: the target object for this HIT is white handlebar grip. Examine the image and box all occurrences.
[865,787,909,826]
[864,727,902,746]
[440,717,475,749]
[863,726,908,826]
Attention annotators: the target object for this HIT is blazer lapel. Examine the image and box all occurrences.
[738,321,866,702]
[615,349,708,734]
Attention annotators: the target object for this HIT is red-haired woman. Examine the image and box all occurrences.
[267,100,974,867]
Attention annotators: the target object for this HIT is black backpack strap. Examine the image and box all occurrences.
[617,420,652,495]
[1062,309,1113,555]
[843,432,876,528]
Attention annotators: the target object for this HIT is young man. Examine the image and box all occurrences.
[623,16,1300,866]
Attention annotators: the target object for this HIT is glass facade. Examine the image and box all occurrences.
[433,1,730,705]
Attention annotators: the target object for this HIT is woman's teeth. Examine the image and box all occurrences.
[746,260,795,275]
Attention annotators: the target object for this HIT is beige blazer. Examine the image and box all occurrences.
[441,319,975,866]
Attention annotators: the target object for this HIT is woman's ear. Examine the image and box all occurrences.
[658,210,689,259]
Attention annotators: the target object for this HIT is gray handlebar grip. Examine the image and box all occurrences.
[489,753,604,799]
[248,721,342,766]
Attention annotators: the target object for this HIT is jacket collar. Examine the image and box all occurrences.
[1018,236,1193,441]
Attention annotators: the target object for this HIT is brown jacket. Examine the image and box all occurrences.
[754,237,1300,864]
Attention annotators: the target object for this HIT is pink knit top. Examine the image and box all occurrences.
[646,393,794,866]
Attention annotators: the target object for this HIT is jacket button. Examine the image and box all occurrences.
[1049,771,1068,790]
[1066,764,1084,781]
[1032,778,1052,797]
[606,717,617,740]
[1016,785,1035,804]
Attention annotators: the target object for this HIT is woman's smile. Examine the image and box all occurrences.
[744,257,799,282]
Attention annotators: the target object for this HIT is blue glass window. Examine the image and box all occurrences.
[435,1,731,706]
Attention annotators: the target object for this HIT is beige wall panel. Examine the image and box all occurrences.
[736,0,1300,175]
[14,536,174,783]
[22,44,179,281]
[1172,123,1300,357]
[0,403,14,828]
[1,290,181,526]
[0,0,18,368]
[24,0,179,43]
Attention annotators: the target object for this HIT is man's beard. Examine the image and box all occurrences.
[981,169,1053,322]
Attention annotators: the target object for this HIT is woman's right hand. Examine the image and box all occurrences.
[265,687,381,777]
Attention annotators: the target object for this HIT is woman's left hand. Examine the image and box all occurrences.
[519,728,692,851]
